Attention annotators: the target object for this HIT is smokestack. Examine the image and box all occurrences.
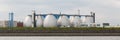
[32,10,36,28]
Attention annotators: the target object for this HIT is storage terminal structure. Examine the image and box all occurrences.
[24,10,96,28]
[0,10,119,36]
[0,10,108,28]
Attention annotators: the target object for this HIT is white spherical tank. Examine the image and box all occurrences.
[70,16,81,27]
[57,15,70,27]
[69,16,74,26]
[36,16,43,27]
[43,14,57,27]
[69,16,74,21]
[23,15,32,27]
[83,17,93,27]
[84,17,93,24]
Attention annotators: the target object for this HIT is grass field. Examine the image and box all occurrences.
[0,27,120,31]
[0,27,119,35]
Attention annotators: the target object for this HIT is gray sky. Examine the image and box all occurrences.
[0,0,120,25]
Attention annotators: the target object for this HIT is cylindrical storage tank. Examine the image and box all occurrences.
[36,16,43,27]
[70,16,81,27]
[43,14,57,27]
[23,15,32,27]
[57,15,70,27]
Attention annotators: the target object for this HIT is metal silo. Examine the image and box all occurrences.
[70,16,81,27]
[23,15,32,27]
[57,15,70,27]
[85,17,93,24]
[69,16,74,21]
[36,16,43,27]
[69,16,74,27]
[43,14,57,27]
[83,17,93,27]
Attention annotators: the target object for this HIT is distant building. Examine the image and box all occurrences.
[103,23,110,27]
[17,22,23,27]
[0,20,17,27]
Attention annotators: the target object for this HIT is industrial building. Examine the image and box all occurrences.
[0,20,17,27]
[0,10,99,27]
[0,12,24,27]
[23,10,97,27]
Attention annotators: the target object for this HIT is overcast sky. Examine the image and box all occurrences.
[0,0,120,25]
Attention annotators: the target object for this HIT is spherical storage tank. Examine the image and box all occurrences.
[84,17,93,24]
[69,16,74,21]
[23,15,32,27]
[69,16,74,27]
[83,17,93,27]
[36,16,43,27]
[43,14,57,27]
[70,16,81,27]
[57,15,70,27]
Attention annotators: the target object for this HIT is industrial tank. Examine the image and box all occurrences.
[36,16,43,27]
[70,16,81,27]
[82,17,93,27]
[84,17,93,24]
[69,16,74,27]
[57,15,70,27]
[69,16,74,21]
[43,14,57,27]
[23,15,32,27]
